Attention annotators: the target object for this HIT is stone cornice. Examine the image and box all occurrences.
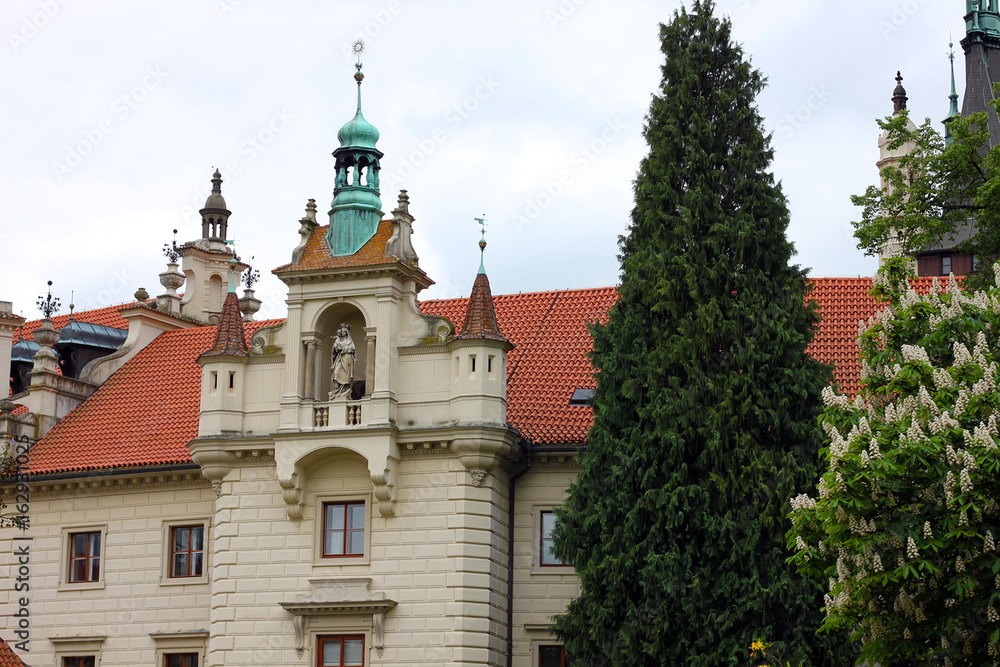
[31,470,207,496]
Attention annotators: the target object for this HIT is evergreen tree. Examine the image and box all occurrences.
[552,3,853,664]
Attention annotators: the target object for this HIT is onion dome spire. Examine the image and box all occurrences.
[892,71,908,115]
[328,40,384,257]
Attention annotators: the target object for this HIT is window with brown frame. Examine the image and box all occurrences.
[165,654,198,667]
[318,635,364,666]
[539,645,570,667]
[170,525,205,578]
[62,658,95,667]
[68,531,101,583]
[322,502,365,557]
[540,511,570,566]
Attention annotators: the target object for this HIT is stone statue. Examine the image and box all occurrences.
[329,323,356,399]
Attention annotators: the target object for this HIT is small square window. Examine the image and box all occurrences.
[63,659,96,667]
[165,655,198,667]
[540,511,570,566]
[322,502,366,557]
[68,532,101,583]
[170,526,205,578]
[318,635,365,666]
[539,645,570,667]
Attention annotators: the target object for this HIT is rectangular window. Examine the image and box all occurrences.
[322,502,365,557]
[170,526,205,578]
[68,532,101,583]
[539,645,569,667]
[63,659,96,667]
[318,636,364,666]
[540,511,569,566]
[165,655,198,667]
[942,255,952,275]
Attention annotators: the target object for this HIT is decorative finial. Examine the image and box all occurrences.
[163,228,181,263]
[134,287,149,302]
[475,215,487,274]
[69,291,75,319]
[243,256,260,290]
[36,280,60,318]
[352,40,366,111]
[892,71,908,114]
[211,168,222,192]
[228,256,238,294]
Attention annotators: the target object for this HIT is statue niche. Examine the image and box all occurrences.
[329,323,356,399]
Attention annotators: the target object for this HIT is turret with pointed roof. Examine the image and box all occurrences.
[199,264,248,359]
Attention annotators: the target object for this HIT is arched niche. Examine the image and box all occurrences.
[208,273,224,318]
[311,302,369,400]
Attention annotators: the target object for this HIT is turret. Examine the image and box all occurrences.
[196,261,249,436]
[178,170,247,324]
[877,73,919,265]
[447,228,512,426]
[327,43,384,256]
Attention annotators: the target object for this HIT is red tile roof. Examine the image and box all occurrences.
[27,320,280,475]
[0,638,28,666]
[200,292,248,358]
[423,287,617,444]
[273,222,400,273]
[24,276,940,473]
[13,303,133,344]
[806,277,937,396]
[454,272,509,343]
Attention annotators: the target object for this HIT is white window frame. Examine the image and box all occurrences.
[58,524,107,591]
[160,517,211,586]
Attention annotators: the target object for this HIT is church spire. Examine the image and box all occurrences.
[200,263,248,359]
[945,39,962,145]
[327,40,384,257]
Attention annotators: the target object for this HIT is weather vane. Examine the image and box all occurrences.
[36,280,60,318]
[475,215,488,270]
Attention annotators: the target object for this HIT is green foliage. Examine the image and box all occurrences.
[789,256,1000,666]
[551,2,853,664]
[851,108,1000,290]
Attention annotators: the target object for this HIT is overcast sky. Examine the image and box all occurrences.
[0,0,969,320]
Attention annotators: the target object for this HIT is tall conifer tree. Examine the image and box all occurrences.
[552,2,853,664]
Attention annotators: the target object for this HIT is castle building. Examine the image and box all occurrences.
[0,9,990,666]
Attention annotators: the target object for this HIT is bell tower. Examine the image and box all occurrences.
[328,42,384,256]
[962,0,1000,147]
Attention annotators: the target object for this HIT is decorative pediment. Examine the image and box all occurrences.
[279,578,397,658]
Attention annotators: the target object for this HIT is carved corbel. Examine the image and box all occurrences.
[190,448,236,498]
[370,459,398,516]
[373,611,386,658]
[278,466,306,520]
[452,437,511,487]
[293,614,308,657]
